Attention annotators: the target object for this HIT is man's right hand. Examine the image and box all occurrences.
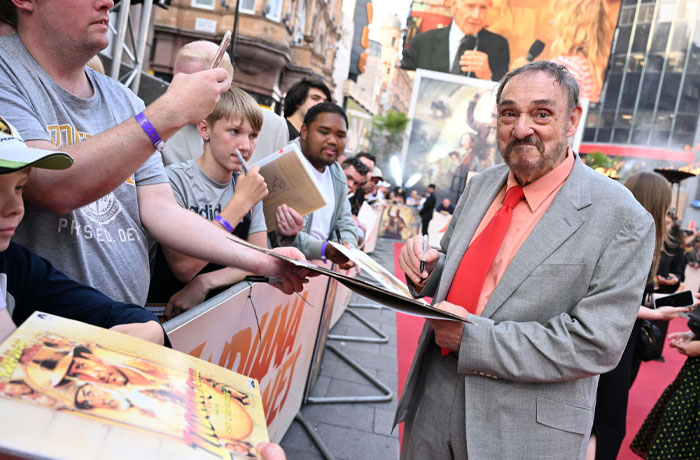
[399,235,439,285]
[459,50,491,80]
[232,165,268,210]
[257,246,310,294]
[151,68,231,130]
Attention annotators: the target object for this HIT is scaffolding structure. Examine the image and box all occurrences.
[107,0,159,95]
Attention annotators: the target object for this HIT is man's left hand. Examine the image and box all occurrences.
[325,243,356,271]
[427,301,468,353]
[459,50,492,80]
[276,204,305,237]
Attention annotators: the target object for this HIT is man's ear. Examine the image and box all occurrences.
[565,106,583,139]
[300,123,308,141]
[197,120,210,142]
[11,0,35,15]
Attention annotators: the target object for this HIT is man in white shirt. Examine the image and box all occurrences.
[275,103,358,267]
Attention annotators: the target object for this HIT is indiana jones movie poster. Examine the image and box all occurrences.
[378,203,422,241]
[402,70,500,202]
[0,312,269,460]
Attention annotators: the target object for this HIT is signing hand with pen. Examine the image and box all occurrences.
[400,234,440,285]
[257,246,311,294]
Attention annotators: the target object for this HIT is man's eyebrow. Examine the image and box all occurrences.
[532,99,557,107]
[498,99,557,108]
[498,99,515,108]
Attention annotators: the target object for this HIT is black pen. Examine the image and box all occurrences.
[335,229,343,245]
[420,234,428,273]
[244,275,308,284]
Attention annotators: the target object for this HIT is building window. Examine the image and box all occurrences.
[240,0,255,13]
[191,0,215,10]
[294,0,306,45]
[265,0,283,21]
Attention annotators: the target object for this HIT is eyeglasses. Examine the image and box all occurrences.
[344,158,370,176]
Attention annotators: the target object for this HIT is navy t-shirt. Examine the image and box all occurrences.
[2,242,169,345]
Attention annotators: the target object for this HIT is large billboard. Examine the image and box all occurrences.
[402,0,622,103]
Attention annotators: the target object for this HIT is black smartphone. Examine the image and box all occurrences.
[654,289,695,309]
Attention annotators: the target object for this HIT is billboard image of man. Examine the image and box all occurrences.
[402,0,509,81]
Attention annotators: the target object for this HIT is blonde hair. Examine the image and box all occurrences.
[206,86,263,132]
[624,171,672,277]
[86,55,105,74]
[175,40,234,77]
[549,0,614,96]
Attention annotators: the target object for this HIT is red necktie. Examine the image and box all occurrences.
[440,185,525,356]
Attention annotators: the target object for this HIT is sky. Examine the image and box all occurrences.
[368,0,413,40]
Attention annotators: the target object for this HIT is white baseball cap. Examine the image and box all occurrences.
[0,116,73,174]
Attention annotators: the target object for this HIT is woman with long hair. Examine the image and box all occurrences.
[589,171,691,460]
[550,0,615,103]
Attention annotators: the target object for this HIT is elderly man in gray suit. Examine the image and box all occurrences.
[395,61,655,460]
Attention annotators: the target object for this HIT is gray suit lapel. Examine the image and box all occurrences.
[481,159,591,318]
[436,168,509,301]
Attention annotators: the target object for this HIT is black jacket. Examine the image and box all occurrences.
[401,26,510,82]
[419,193,436,220]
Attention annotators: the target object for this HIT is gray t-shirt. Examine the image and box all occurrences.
[160,123,203,166]
[0,33,168,305]
[166,160,266,235]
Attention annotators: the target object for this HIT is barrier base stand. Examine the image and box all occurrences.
[328,308,389,344]
[306,343,393,404]
[292,412,336,460]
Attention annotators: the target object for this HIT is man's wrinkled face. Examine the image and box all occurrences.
[496,71,581,185]
[452,0,491,35]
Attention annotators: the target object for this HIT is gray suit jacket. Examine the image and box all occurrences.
[394,157,655,459]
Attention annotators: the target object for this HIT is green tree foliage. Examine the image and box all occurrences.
[367,110,410,175]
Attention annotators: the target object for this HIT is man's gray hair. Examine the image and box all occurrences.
[496,61,581,112]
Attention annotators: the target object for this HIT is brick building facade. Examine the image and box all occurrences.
[149,0,343,109]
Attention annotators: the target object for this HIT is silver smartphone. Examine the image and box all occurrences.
[210,30,232,69]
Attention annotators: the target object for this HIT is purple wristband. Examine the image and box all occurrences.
[321,241,329,262]
[134,112,166,152]
[215,215,235,234]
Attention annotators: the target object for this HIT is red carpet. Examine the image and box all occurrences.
[392,241,688,458]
